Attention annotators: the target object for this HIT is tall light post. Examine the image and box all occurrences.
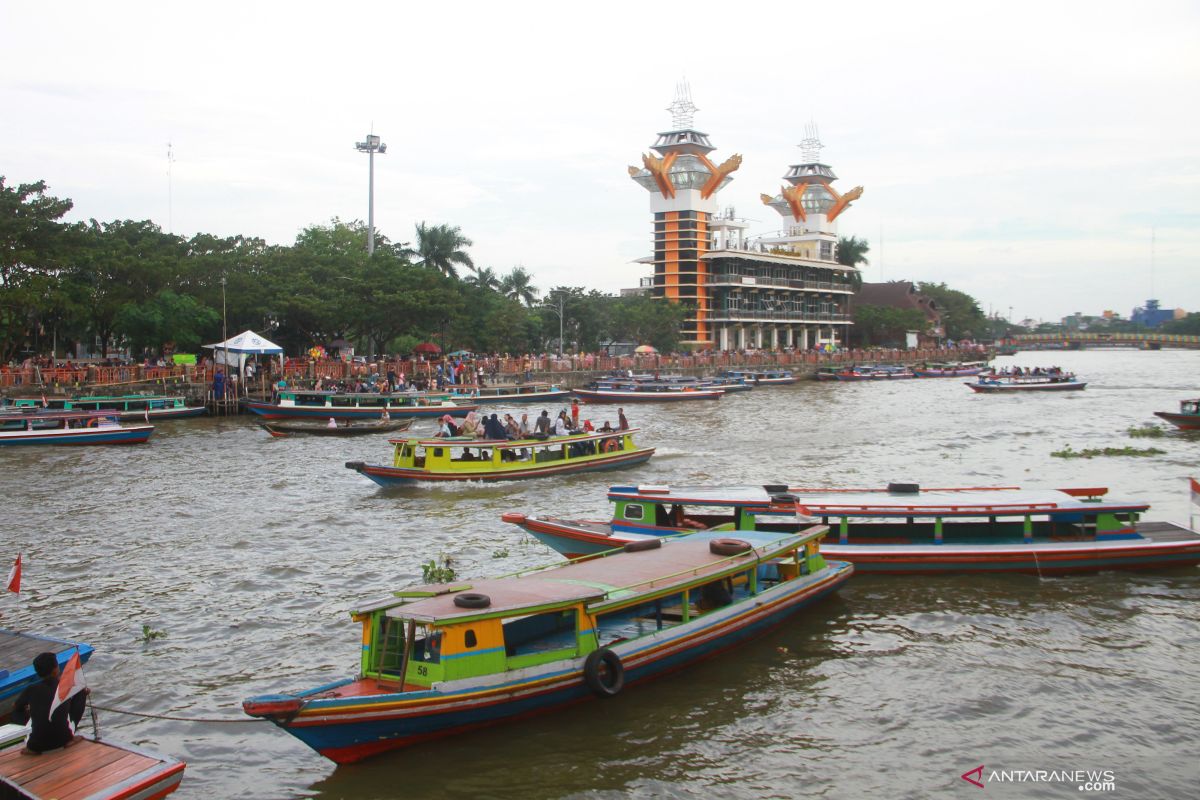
[355,132,387,255]
[544,294,565,357]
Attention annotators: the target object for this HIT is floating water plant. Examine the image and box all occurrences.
[421,556,456,584]
[1051,444,1166,459]
[1127,424,1166,438]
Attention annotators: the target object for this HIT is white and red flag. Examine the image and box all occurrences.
[48,649,88,720]
[5,553,19,594]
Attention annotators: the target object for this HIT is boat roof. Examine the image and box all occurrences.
[364,530,803,623]
[0,409,122,420]
[281,390,449,398]
[394,428,640,448]
[605,484,1150,515]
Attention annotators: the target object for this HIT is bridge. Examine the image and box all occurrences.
[1006,332,1200,351]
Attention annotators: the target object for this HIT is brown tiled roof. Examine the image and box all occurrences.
[854,281,941,323]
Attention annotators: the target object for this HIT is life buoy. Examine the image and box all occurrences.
[583,648,624,697]
[709,538,753,556]
[87,417,99,427]
[601,438,620,453]
[453,592,491,609]
[623,538,662,553]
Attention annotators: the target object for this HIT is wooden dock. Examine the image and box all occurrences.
[0,736,184,799]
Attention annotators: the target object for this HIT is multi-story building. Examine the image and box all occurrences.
[629,90,863,350]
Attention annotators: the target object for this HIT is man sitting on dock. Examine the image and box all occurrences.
[12,653,89,754]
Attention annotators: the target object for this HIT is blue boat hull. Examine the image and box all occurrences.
[0,633,94,721]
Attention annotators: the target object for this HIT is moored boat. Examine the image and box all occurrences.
[261,418,415,438]
[831,364,915,381]
[0,631,94,721]
[242,528,852,762]
[243,390,477,420]
[911,362,987,378]
[717,369,796,386]
[966,374,1085,392]
[448,383,572,404]
[345,428,654,486]
[6,394,206,420]
[1154,398,1200,430]
[573,386,724,402]
[502,482,1200,574]
[0,733,185,798]
[0,411,153,446]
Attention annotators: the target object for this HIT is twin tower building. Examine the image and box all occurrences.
[628,87,863,351]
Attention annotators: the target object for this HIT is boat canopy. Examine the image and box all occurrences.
[394,428,641,449]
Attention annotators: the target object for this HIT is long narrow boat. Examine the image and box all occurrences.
[0,631,94,721]
[1154,398,1200,430]
[243,528,852,763]
[7,394,206,420]
[911,362,987,378]
[0,411,153,446]
[0,733,185,799]
[345,428,654,486]
[243,390,477,420]
[502,482,1200,574]
[966,375,1085,392]
[262,418,415,438]
[717,369,796,386]
[831,365,915,381]
[447,383,572,404]
[573,386,724,403]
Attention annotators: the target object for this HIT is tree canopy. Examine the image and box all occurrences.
[915,282,989,340]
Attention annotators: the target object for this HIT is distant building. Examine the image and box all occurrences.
[1131,299,1177,329]
[620,277,654,297]
[628,86,860,350]
[853,281,944,346]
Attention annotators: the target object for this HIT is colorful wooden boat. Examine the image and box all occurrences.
[243,390,477,420]
[911,362,987,378]
[0,411,153,446]
[242,528,852,763]
[831,365,915,381]
[447,383,572,404]
[7,394,205,420]
[717,369,796,386]
[502,483,1200,574]
[0,631,94,722]
[345,429,654,486]
[261,418,414,438]
[573,386,724,403]
[0,733,185,798]
[1154,398,1200,430]
[966,375,1085,392]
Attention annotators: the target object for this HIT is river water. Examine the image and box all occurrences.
[2,349,1197,799]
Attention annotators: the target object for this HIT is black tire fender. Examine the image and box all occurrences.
[583,648,624,697]
[453,592,491,609]
[623,538,662,553]
[709,538,753,556]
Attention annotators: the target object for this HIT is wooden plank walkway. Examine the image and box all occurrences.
[0,737,184,799]
[1140,521,1200,542]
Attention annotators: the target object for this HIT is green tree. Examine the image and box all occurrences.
[915,282,988,340]
[851,305,928,347]
[837,236,868,291]
[411,222,474,278]
[610,295,689,352]
[464,265,500,292]
[115,290,219,354]
[499,266,539,306]
[1161,313,1200,335]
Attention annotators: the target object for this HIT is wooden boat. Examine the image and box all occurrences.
[261,418,414,438]
[831,365,915,381]
[966,374,1085,392]
[447,383,572,404]
[0,733,185,799]
[1154,398,1200,430]
[242,528,852,763]
[6,394,205,420]
[912,362,987,378]
[717,369,797,386]
[573,386,724,403]
[0,632,94,722]
[243,390,477,420]
[502,482,1200,574]
[0,411,153,446]
[345,429,654,486]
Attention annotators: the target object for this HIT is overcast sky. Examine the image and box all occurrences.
[3,0,1197,322]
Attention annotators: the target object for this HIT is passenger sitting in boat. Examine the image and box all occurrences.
[503,414,520,438]
[13,652,89,754]
[436,415,459,438]
[534,410,551,437]
[460,412,481,438]
[381,409,390,421]
[327,417,338,428]
[553,412,570,437]
[582,419,594,433]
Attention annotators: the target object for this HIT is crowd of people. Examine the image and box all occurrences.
[434,400,631,461]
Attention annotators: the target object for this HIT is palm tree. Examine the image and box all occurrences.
[412,222,474,278]
[499,266,539,306]
[464,265,500,292]
[837,235,870,267]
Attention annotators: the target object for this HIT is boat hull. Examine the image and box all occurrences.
[966,381,1086,392]
[507,516,1200,575]
[349,448,655,485]
[263,419,414,437]
[573,389,723,403]
[247,562,852,763]
[912,368,984,378]
[1153,411,1200,430]
[458,390,573,404]
[0,426,154,446]
[243,401,476,420]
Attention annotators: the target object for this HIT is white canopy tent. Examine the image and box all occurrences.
[204,330,284,378]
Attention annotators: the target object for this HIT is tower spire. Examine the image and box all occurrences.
[667,79,698,130]
[798,121,823,163]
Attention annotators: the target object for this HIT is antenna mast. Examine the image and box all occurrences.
[167,142,175,233]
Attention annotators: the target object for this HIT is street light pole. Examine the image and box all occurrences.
[355,133,387,256]
[543,294,565,357]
